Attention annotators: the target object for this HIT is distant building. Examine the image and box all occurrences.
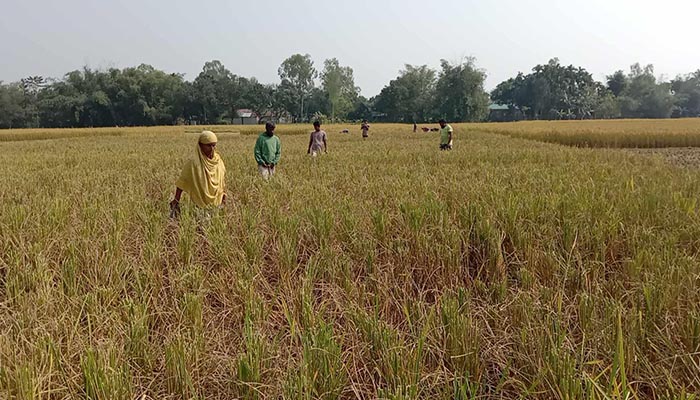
[234,109,259,125]
[488,103,524,122]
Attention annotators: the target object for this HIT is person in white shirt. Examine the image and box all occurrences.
[307,121,328,157]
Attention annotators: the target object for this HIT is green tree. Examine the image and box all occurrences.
[50,68,114,127]
[278,54,317,121]
[434,58,489,122]
[618,63,675,119]
[239,78,273,122]
[305,87,329,121]
[108,64,186,126]
[347,96,373,121]
[34,65,187,127]
[491,59,603,120]
[19,76,45,127]
[0,82,28,128]
[373,82,406,121]
[37,79,86,128]
[267,82,296,122]
[373,64,436,122]
[606,70,628,97]
[192,60,236,124]
[671,71,700,117]
[321,58,359,121]
[595,92,621,119]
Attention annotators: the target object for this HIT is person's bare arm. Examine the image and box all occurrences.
[169,187,183,217]
[308,134,313,154]
[171,187,182,206]
[323,136,327,153]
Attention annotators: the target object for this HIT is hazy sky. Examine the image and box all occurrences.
[2,0,699,97]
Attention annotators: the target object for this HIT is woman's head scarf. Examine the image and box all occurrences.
[175,131,226,207]
[199,130,218,145]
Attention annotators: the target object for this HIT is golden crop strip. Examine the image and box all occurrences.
[470,118,700,148]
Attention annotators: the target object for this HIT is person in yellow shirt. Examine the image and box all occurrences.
[438,119,453,150]
[170,131,226,217]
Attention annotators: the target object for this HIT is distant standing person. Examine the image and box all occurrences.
[438,119,453,150]
[170,131,226,217]
[307,121,327,156]
[361,119,370,139]
[254,122,281,179]
[413,122,417,133]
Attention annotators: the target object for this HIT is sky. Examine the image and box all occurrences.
[2,0,699,97]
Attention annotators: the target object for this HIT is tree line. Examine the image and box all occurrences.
[491,58,700,120]
[1,55,699,129]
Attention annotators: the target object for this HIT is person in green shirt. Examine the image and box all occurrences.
[254,122,281,179]
[438,119,453,150]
